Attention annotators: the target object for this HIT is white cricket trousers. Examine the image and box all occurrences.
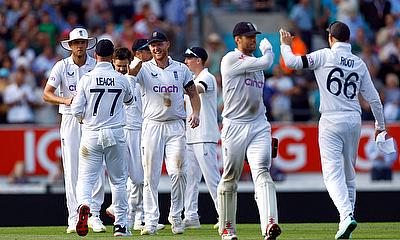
[184,142,220,220]
[142,119,186,228]
[124,128,144,223]
[76,128,128,227]
[319,112,361,222]
[60,114,104,227]
[218,116,278,236]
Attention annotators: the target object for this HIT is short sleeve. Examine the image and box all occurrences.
[47,61,63,88]
[183,65,193,87]
[200,74,215,92]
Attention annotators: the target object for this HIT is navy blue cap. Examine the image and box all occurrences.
[184,47,208,61]
[148,31,169,44]
[233,22,261,37]
[132,39,150,52]
[95,39,114,57]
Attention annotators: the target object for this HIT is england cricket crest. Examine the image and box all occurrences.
[173,71,178,81]
[225,221,232,229]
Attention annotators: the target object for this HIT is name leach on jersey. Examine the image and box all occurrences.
[71,62,134,130]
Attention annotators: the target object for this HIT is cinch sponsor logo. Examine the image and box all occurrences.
[69,85,76,91]
[153,85,179,93]
[245,78,264,88]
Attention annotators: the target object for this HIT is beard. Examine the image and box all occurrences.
[153,51,167,61]
[74,50,85,58]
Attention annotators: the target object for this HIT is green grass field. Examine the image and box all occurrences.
[0,223,399,240]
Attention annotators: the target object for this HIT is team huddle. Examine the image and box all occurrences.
[43,20,388,240]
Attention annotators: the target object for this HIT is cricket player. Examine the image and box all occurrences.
[280,21,386,239]
[136,31,201,235]
[72,39,133,237]
[183,47,221,229]
[218,22,281,240]
[42,27,106,233]
[105,41,165,231]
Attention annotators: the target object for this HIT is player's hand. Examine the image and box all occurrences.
[64,97,74,106]
[374,129,386,140]
[259,38,272,55]
[77,116,83,124]
[279,29,294,46]
[188,113,199,128]
[129,60,142,76]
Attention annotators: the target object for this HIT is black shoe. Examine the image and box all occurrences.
[113,224,132,237]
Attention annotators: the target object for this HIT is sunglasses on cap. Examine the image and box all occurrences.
[184,48,200,58]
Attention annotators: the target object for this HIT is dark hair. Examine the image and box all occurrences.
[326,21,350,42]
[114,47,132,61]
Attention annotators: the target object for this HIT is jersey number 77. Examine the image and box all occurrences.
[90,88,122,116]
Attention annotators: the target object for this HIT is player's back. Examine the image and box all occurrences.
[312,43,368,114]
[80,62,132,130]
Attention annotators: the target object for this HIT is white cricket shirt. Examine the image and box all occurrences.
[47,55,96,114]
[220,48,274,122]
[136,57,192,121]
[71,62,133,130]
[281,42,385,129]
[124,75,143,130]
[185,68,220,144]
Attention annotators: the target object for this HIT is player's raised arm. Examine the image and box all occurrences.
[279,29,310,70]
[280,29,326,70]
[222,23,274,76]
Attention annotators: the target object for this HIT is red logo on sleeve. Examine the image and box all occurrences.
[239,54,246,60]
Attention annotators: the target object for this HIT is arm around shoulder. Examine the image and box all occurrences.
[123,77,134,105]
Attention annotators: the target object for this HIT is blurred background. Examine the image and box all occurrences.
[0,0,399,226]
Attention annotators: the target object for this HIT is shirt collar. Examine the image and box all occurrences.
[95,61,114,69]
[150,56,173,68]
[331,42,352,52]
[67,54,93,66]
[196,68,209,78]
[234,48,254,57]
